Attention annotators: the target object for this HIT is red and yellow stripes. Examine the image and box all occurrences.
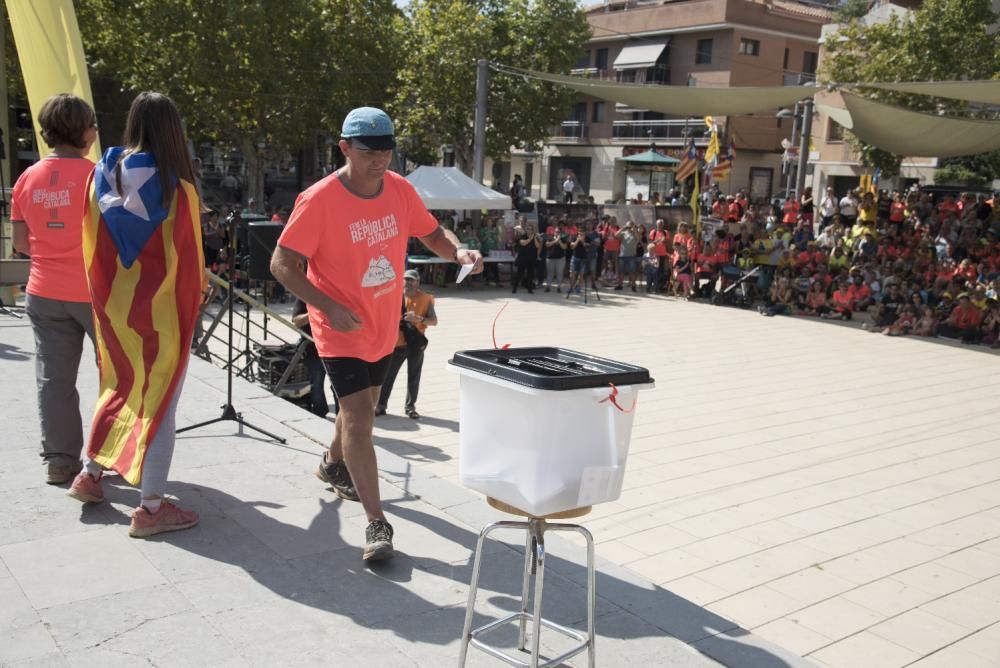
[83,178,204,484]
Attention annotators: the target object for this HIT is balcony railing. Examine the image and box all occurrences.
[612,119,709,142]
[551,121,587,140]
[783,71,817,86]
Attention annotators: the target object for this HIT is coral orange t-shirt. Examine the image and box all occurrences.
[277,170,438,361]
[10,156,95,302]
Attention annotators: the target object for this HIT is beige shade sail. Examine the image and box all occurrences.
[835,92,1000,157]
[858,80,1000,105]
[509,67,816,116]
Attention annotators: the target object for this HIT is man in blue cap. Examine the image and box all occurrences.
[271,107,482,562]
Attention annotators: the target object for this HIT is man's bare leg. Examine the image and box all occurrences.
[329,386,384,522]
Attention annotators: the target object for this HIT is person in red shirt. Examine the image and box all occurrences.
[725,196,740,223]
[823,280,855,320]
[648,218,670,291]
[939,294,983,342]
[270,107,482,562]
[782,197,800,226]
[711,196,724,218]
[10,94,98,485]
[601,215,621,280]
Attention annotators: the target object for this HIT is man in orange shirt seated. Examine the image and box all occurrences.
[938,293,983,343]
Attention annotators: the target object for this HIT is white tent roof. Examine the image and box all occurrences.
[405,166,512,210]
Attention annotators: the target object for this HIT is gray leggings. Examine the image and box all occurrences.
[546,256,566,287]
[25,294,95,463]
[84,369,185,499]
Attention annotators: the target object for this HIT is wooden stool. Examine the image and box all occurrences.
[458,497,596,668]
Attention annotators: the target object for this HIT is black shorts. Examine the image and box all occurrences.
[320,354,392,399]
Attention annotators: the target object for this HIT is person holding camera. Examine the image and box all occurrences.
[376,270,435,420]
[615,221,641,292]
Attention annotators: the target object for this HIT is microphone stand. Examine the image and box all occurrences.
[177,211,286,442]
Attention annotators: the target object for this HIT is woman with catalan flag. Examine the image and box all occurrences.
[67,92,206,538]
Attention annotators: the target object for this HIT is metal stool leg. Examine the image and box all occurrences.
[528,520,547,668]
[517,528,534,651]
[547,523,596,668]
[459,521,502,667]
[578,526,597,668]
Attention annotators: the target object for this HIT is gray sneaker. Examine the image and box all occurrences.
[315,454,360,502]
[364,519,394,562]
[46,459,82,485]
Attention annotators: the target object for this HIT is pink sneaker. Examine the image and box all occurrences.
[66,472,105,503]
[128,501,199,538]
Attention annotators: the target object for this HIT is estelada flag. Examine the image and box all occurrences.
[674,138,699,183]
[82,148,205,484]
[712,140,735,180]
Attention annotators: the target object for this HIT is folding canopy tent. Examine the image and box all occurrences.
[405,166,512,210]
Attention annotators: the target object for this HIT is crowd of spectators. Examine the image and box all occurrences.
[445,186,1000,349]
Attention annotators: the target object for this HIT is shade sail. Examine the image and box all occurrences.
[405,166,511,210]
[622,150,680,165]
[859,80,1000,105]
[835,92,1000,157]
[517,67,815,116]
[613,41,669,70]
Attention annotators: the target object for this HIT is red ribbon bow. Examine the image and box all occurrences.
[600,382,636,413]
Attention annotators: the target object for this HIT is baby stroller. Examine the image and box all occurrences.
[712,264,760,308]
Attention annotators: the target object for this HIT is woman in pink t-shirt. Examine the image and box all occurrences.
[10,94,98,484]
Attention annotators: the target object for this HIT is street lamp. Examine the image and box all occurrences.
[776,98,814,202]
[647,130,655,200]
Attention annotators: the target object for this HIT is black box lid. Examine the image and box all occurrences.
[450,347,652,391]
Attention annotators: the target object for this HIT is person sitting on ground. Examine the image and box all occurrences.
[802,281,827,316]
[761,274,795,316]
[883,304,917,337]
[938,293,983,342]
[824,280,855,320]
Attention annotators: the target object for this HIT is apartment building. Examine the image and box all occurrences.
[489,0,832,204]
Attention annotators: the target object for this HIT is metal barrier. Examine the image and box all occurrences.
[195,272,314,400]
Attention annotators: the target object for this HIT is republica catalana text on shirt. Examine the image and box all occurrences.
[349,214,399,247]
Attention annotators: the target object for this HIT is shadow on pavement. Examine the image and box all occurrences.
[101,478,798,667]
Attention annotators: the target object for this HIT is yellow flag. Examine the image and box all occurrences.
[705,126,720,165]
[7,0,100,162]
[691,170,701,239]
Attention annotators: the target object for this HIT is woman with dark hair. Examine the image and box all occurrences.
[10,94,98,484]
[67,92,205,538]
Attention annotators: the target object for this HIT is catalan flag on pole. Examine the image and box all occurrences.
[712,140,735,181]
[674,138,699,183]
[83,148,205,485]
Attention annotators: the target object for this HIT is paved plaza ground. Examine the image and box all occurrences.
[2,286,999,667]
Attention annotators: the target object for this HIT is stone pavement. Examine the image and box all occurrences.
[1,308,809,668]
[3,285,999,667]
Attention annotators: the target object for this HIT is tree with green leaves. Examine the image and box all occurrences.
[75,0,403,204]
[392,0,590,173]
[820,0,1000,179]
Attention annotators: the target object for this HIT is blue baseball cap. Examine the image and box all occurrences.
[341,106,396,151]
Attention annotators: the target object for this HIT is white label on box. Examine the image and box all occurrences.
[577,466,624,507]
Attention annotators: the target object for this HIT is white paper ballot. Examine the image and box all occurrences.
[456,263,474,284]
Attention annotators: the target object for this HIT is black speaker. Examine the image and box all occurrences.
[246,222,283,281]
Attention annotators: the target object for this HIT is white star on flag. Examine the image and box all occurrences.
[97,161,157,221]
